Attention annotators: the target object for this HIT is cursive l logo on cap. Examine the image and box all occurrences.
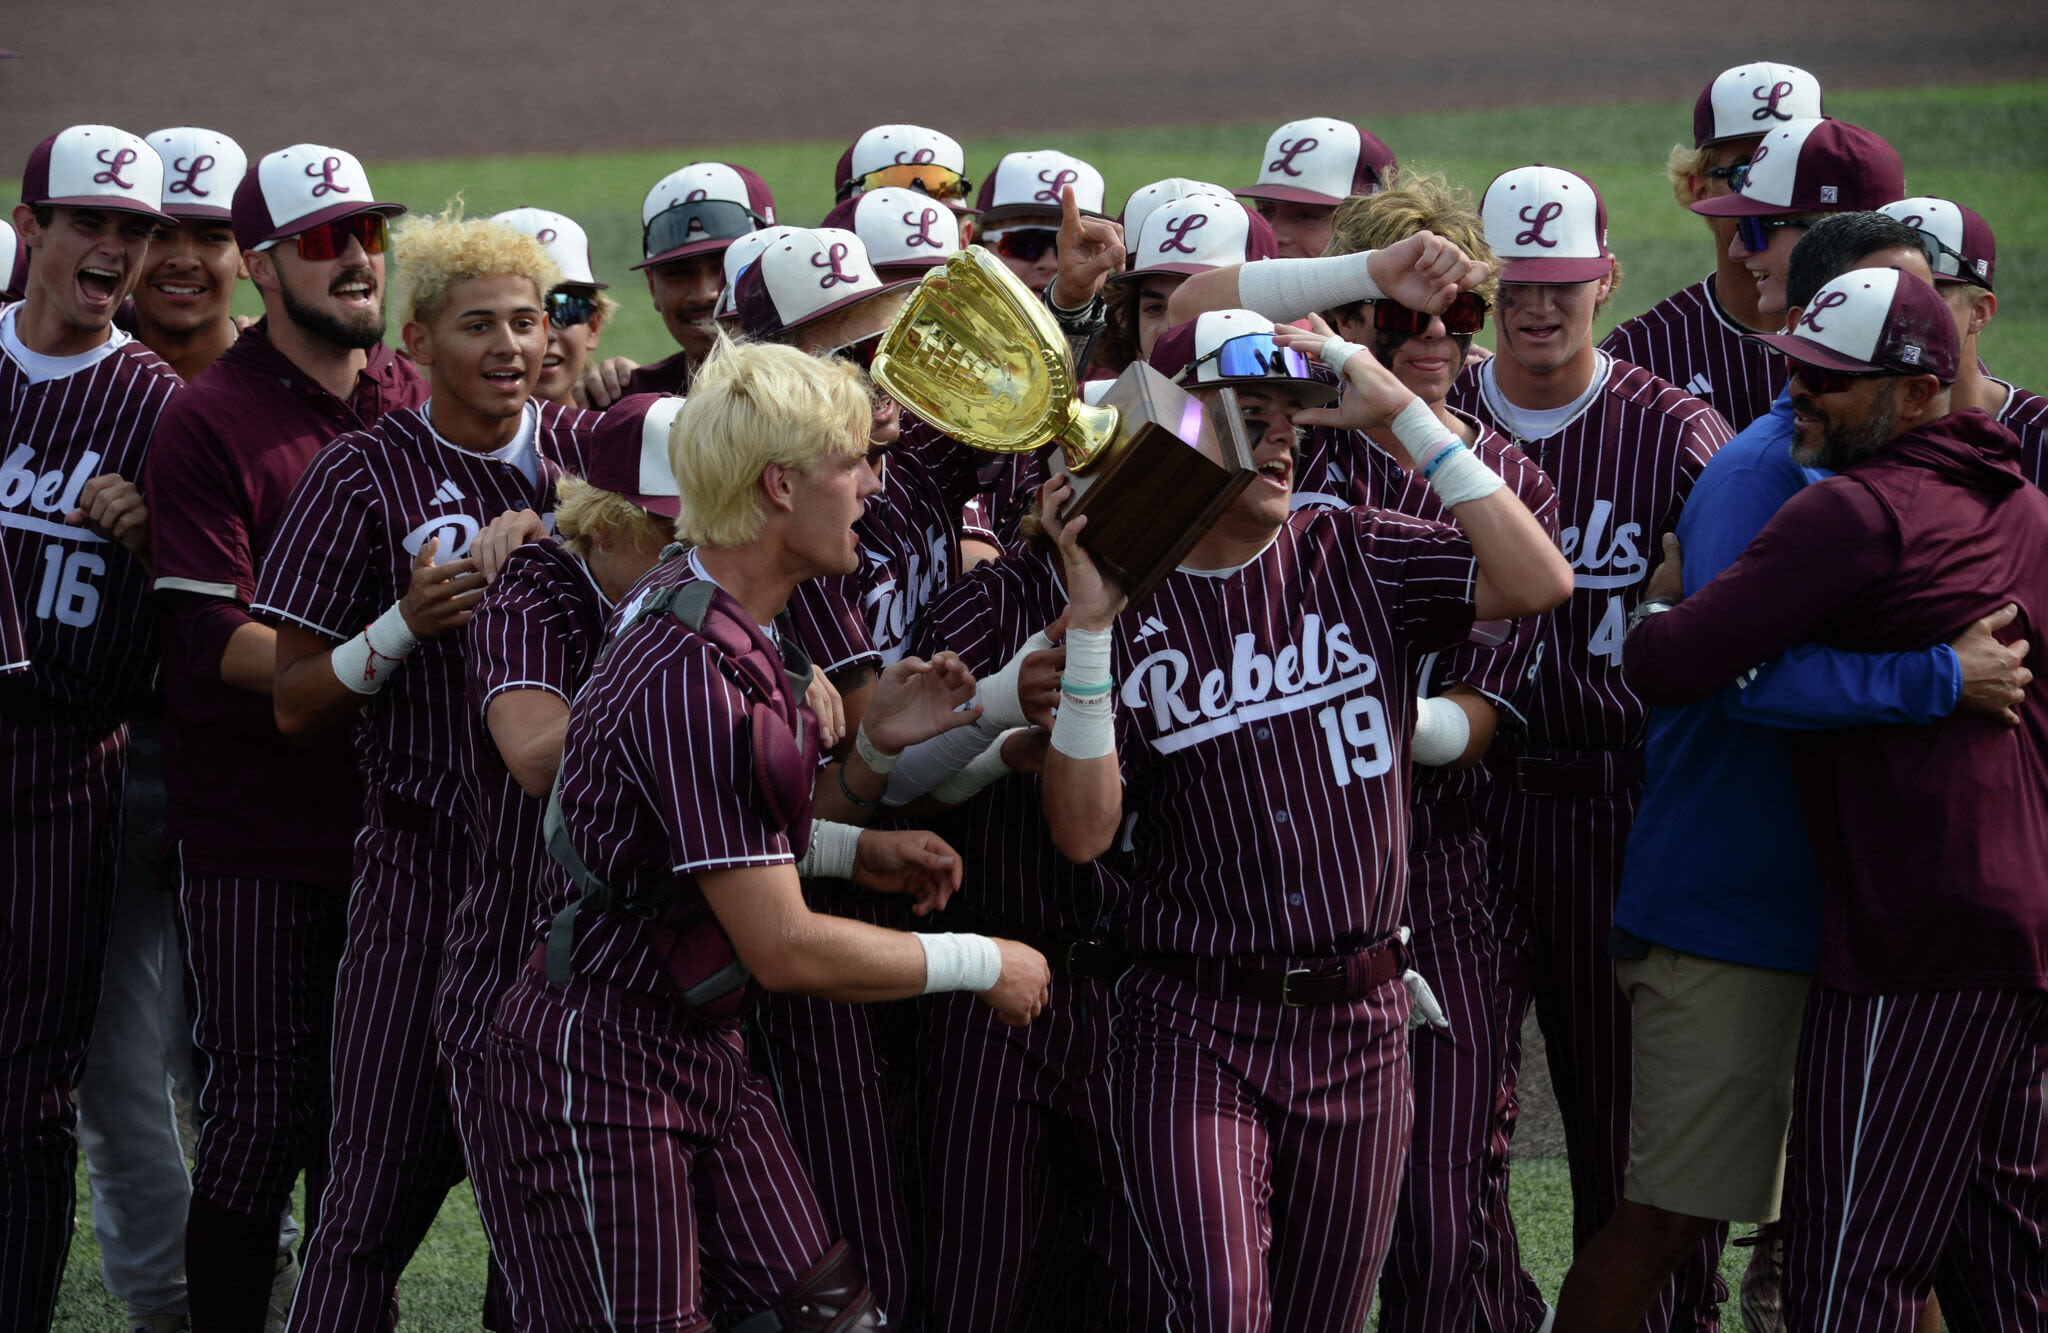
[1801,289,1849,333]
[812,242,857,288]
[903,207,944,248]
[536,227,558,244]
[1160,212,1209,254]
[305,157,350,197]
[1267,138,1318,176]
[895,148,937,165]
[1752,81,1796,122]
[167,155,216,196]
[1515,202,1564,248]
[1034,168,1079,203]
[92,148,138,189]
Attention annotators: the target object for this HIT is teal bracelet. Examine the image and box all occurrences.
[1060,676,1113,698]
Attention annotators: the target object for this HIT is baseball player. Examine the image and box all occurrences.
[1624,266,2048,1332]
[0,124,180,1332]
[1088,179,1233,377]
[1034,299,1569,1331]
[1880,196,2048,487]
[483,337,1050,1331]
[974,149,1107,293]
[833,122,977,247]
[249,205,596,1332]
[1237,116,1397,258]
[489,207,627,410]
[616,162,777,400]
[436,393,682,1331]
[1600,63,1825,433]
[145,143,424,1332]
[68,125,245,1333]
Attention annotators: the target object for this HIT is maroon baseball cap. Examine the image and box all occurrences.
[1880,197,1995,291]
[1239,118,1396,209]
[635,162,778,270]
[1149,310,1337,408]
[232,144,404,251]
[1481,165,1612,284]
[1692,63,1824,148]
[734,228,916,342]
[1692,119,1904,219]
[584,393,685,519]
[21,125,171,220]
[1754,267,1959,383]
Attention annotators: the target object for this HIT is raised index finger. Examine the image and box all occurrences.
[1059,184,1083,248]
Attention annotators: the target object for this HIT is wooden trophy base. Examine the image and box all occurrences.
[1060,362,1257,606]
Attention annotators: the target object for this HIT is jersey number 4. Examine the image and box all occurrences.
[35,545,104,628]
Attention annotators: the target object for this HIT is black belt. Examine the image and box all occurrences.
[1508,746,1644,797]
[932,905,1128,982]
[1136,936,1405,1007]
[374,788,466,846]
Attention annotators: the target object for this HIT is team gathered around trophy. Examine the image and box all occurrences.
[2,55,2045,1333]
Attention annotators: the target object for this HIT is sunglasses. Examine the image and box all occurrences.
[1193,331,1314,381]
[1786,357,1880,397]
[845,164,973,204]
[1736,214,1808,255]
[1703,162,1747,182]
[545,288,598,328]
[828,333,881,372]
[1368,291,1488,338]
[643,198,764,260]
[277,211,387,261]
[1912,229,1989,289]
[986,228,1058,263]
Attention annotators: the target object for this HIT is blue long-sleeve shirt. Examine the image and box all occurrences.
[1613,388,1959,971]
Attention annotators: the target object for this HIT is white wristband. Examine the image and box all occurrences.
[1316,336,1368,378]
[1050,689,1115,760]
[975,629,1054,729]
[916,932,1004,994]
[1412,694,1471,767]
[853,723,899,774]
[931,729,1023,804]
[1388,397,1459,475]
[794,820,862,880]
[1060,625,1113,694]
[1235,251,1383,322]
[330,601,418,696]
[1426,446,1505,508]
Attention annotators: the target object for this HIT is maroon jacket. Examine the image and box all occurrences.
[1625,408,2048,995]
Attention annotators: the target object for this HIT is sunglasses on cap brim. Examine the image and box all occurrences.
[264,211,387,261]
[642,198,765,260]
[1368,291,1487,338]
[1785,356,1883,397]
[545,288,599,328]
[1192,331,1316,382]
[1736,214,1808,254]
[1912,229,1989,289]
[844,164,973,204]
[985,228,1058,263]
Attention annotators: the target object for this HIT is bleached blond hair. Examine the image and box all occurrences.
[669,335,871,549]
[390,200,562,327]
[552,475,674,559]
[1324,174,1500,308]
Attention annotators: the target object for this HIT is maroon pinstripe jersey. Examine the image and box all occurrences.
[620,350,689,400]
[441,538,611,1054]
[251,399,597,812]
[787,416,980,672]
[1293,409,1560,815]
[1110,507,1478,956]
[1448,355,1729,751]
[909,545,1121,935]
[1993,377,2048,489]
[0,544,23,674]
[542,552,808,1001]
[0,311,181,723]
[1600,274,1783,433]
[146,322,425,881]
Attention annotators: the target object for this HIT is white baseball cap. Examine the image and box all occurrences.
[836,124,973,213]
[1693,62,1824,148]
[1240,118,1396,209]
[733,229,916,341]
[1148,308,1338,407]
[1481,165,1612,284]
[0,219,25,300]
[491,207,605,288]
[1691,118,1904,219]
[1878,197,1995,290]
[20,125,169,220]
[1119,178,1233,251]
[585,393,686,519]
[975,150,1106,225]
[822,187,960,276]
[636,162,777,269]
[711,225,801,322]
[1754,266,1959,382]
[145,128,246,222]
[232,144,403,251]
[1118,196,1277,283]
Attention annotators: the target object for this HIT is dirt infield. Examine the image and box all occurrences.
[3,0,2042,163]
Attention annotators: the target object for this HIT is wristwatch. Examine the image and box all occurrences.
[1627,597,1678,631]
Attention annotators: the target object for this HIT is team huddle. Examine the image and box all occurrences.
[2,55,2044,1333]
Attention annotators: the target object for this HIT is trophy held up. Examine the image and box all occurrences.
[870,246,1258,606]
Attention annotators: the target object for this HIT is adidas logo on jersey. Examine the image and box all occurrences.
[432,478,467,505]
[1685,373,1714,398]
[1134,615,1170,640]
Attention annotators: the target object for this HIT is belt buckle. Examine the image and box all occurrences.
[1065,939,1088,976]
[1280,966,1314,1007]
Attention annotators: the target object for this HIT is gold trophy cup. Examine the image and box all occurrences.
[870,246,1255,605]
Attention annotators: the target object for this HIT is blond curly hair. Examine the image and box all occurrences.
[389,199,562,327]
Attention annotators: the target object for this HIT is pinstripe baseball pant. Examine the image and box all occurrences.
[1782,985,2048,1332]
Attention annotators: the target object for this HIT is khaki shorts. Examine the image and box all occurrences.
[1618,945,1811,1222]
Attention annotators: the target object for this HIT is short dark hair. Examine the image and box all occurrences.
[1786,212,1928,310]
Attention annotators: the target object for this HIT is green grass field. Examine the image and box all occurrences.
[181,79,2048,387]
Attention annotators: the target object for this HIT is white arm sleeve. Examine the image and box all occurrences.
[1233,251,1385,322]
